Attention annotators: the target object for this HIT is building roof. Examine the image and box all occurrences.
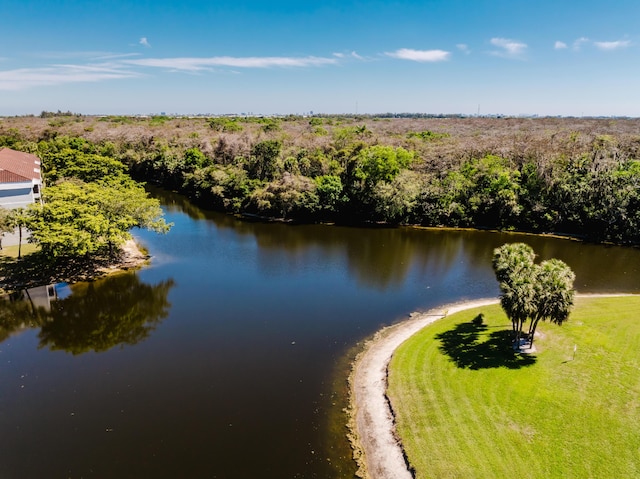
[0,148,42,182]
[0,169,31,183]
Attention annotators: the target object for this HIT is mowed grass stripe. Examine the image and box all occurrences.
[388,297,640,479]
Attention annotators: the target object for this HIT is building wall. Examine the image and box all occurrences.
[0,180,39,210]
[0,185,35,209]
[0,181,39,247]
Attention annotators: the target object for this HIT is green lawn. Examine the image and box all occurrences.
[0,243,39,258]
[388,296,640,479]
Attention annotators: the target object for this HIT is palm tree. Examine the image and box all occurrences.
[527,259,575,347]
[493,243,575,350]
[493,243,537,344]
[492,242,535,284]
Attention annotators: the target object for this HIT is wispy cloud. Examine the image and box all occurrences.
[457,44,471,54]
[594,40,631,51]
[94,52,142,60]
[385,48,450,62]
[489,38,527,59]
[333,51,365,60]
[573,37,589,51]
[124,55,338,71]
[0,63,139,90]
[0,50,343,90]
[38,50,136,60]
[140,37,151,48]
[554,41,568,50]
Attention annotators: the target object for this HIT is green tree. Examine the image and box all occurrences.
[208,117,243,132]
[249,173,318,219]
[26,180,169,258]
[492,242,536,284]
[41,148,128,183]
[248,139,282,181]
[314,175,345,215]
[371,170,422,223]
[492,243,575,349]
[355,145,413,187]
[183,147,209,172]
[462,156,522,228]
[492,243,537,345]
[527,259,575,346]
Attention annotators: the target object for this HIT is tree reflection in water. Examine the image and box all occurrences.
[0,288,47,342]
[0,273,174,354]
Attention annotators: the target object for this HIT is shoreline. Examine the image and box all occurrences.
[346,294,635,479]
[96,238,150,274]
[0,238,149,294]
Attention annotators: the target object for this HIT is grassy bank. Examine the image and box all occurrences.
[388,296,640,478]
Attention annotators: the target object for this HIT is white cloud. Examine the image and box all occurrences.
[38,51,134,60]
[386,48,450,62]
[94,53,142,60]
[573,37,589,51]
[139,37,151,48]
[457,44,470,54]
[334,51,367,61]
[0,51,341,91]
[594,40,631,51]
[332,51,371,62]
[554,41,568,50]
[125,55,338,71]
[0,63,139,90]
[489,38,527,58]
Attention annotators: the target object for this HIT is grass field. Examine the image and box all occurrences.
[388,296,640,479]
[0,243,39,258]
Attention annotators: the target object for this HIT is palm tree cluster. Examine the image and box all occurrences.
[492,243,575,350]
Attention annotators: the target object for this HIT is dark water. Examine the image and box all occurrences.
[1,191,639,479]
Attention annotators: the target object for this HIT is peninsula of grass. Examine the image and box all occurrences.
[387,296,640,479]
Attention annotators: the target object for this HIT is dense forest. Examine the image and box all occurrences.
[1,114,639,244]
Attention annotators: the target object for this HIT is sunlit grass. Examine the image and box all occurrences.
[0,243,39,258]
[388,297,640,479]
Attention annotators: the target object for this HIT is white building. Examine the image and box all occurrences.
[0,147,43,209]
[0,148,43,247]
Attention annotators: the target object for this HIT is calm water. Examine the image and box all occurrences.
[1,190,639,478]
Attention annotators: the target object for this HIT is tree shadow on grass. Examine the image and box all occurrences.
[0,249,136,293]
[435,318,536,370]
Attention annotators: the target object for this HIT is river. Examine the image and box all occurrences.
[0,189,639,478]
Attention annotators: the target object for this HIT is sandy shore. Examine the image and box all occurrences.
[97,238,149,274]
[348,298,499,478]
[347,294,635,478]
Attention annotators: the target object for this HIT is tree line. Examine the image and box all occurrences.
[1,116,639,245]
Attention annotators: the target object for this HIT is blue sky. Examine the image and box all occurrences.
[1,0,638,116]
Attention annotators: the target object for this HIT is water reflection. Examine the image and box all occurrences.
[151,188,640,293]
[0,273,174,354]
[0,287,49,342]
